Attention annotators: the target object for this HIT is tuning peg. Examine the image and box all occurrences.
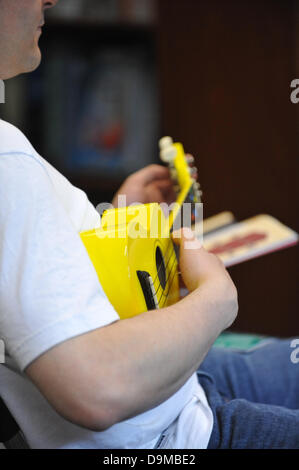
[189,167,198,178]
[195,190,203,201]
[160,146,177,163]
[185,155,195,164]
[159,136,173,151]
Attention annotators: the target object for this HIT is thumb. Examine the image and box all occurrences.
[172,227,202,250]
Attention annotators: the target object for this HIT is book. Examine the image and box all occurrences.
[198,213,298,268]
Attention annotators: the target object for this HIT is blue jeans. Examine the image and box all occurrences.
[197,339,299,449]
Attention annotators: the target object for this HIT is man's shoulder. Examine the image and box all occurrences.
[0,119,35,156]
[0,120,48,191]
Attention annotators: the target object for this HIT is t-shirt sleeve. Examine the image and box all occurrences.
[0,154,120,371]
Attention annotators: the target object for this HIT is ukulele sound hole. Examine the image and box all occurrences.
[156,247,166,290]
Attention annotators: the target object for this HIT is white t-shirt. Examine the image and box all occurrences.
[0,119,213,449]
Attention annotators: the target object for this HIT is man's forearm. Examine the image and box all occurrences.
[27,265,237,431]
[97,283,234,425]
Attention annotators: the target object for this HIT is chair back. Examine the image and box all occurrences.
[0,397,29,449]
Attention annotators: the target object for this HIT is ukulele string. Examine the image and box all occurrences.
[156,251,178,302]
[154,241,176,295]
[152,238,175,286]
[155,252,176,299]
[158,258,178,307]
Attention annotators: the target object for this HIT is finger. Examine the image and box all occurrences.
[136,164,171,185]
[159,184,177,204]
[145,179,176,203]
[147,179,173,194]
[152,177,173,186]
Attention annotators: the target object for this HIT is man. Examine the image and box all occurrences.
[0,0,298,449]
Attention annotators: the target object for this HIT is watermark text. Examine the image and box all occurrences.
[0,339,5,364]
[290,79,299,104]
[290,339,299,364]
[0,80,5,104]
[96,196,203,249]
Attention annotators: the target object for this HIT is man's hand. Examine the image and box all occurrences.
[112,164,176,207]
[173,227,238,330]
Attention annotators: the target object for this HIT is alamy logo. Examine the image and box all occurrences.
[0,79,5,104]
[290,79,299,104]
[96,196,203,249]
[290,339,299,364]
[0,339,5,364]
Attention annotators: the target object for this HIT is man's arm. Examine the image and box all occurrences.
[26,229,238,431]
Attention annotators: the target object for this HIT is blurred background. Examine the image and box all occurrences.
[0,0,298,337]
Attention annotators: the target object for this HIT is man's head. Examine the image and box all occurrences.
[0,0,58,79]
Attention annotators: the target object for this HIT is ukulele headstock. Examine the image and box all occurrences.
[159,136,202,204]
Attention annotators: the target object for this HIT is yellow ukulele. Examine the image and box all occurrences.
[80,137,202,319]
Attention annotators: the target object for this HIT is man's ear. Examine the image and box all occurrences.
[43,0,59,11]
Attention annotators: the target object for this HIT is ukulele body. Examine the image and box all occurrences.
[80,203,180,319]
